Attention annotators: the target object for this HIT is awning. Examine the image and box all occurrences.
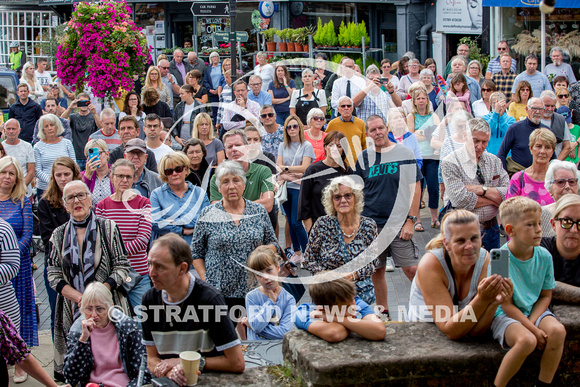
[482,0,580,7]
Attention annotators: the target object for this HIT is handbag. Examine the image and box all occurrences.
[276,244,306,302]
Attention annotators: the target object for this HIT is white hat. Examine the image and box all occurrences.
[10,42,19,48]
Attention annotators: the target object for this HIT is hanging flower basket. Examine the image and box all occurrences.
[56,0,151,99]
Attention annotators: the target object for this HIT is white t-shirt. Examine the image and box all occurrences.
[3,140,35,195]
[35,70,52,99]
[147,143,174,165]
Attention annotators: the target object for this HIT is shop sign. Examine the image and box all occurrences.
[214,31,249,43]
[436,0,482,35]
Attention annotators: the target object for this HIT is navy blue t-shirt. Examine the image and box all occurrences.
[354,144,422,228]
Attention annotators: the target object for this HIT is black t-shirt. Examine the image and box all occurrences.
[354,144,423,228]
[297,161,353,222]
[141,274,240,358]
[541,236,580,287]
[69,113,98,159]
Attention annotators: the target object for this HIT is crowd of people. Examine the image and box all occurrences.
[0,40,580,386]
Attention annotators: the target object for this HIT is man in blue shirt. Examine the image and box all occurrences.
[247,75,272,107]
[8,84,42,143]
[485,41,517,79]
[511,54,552,98]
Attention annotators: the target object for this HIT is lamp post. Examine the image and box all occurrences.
[229,0,237,82]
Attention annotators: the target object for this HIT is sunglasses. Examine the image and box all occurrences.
[481,88,492,92]
[497,47,508,51]
[260,113,275,118]
[555,218,580,230]
[339,104,352,108]
[286,124,299,130]
[333,193,354,202]
[312,116,325,121]
[551,178,578,188]
[159,66,169,69]
[558,94,570,98]
[164,165,186,175]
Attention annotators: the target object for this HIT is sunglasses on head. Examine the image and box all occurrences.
[260,113,275,118]
[286,124,299,130]
[164,165,186,175]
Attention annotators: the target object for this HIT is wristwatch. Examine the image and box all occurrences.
[407,215,417,223]
[199,356,206,372]
[482,186,488,197]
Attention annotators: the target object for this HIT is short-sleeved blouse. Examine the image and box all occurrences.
[268,79,297,113]
[506,171,554,206]
[204,138,225,167]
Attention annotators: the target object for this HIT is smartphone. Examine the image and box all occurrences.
[490,249,509,278]
[378,77,390,84]
[88,147,100,168]
[77,100,90,107]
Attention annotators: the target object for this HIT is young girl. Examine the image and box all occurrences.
[242,246,296,340]
[447,73,471,114]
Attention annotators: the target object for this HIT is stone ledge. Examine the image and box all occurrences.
[283,304,580,386]
[196,366,278,386]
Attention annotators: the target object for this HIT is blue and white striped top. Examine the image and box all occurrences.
[0,218,21,330]
[33,138,76,190]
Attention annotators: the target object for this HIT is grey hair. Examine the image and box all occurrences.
[409,58,420,66]
[403,51,416,59]
[249,74,263,83]
[549,46,563,56]
[365,64,380,76]
[337,95,353,106]
[81,282,114,309]
[215,160,247,190]
[100,107,115,121]
[222,129,248,145]
[468,59,482,72]
[540,90,557,101]
[450,110,473,130]
[37,114,65,141]
[260,104,274,114]
[321,176,365,217]
[419,68,434,83]
[111,158,136,175]
[468,118,491,135]
[256,51,266,58]
[62,180,91,201]
[301,68,313,77]
[527,97,544,109]
[307,108,325,125]
[451,56,468,68]
[209,51,220,59]
[489,92,506,104]
[544,160,580,194]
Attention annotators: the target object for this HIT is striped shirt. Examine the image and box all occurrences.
[0,219,21,331]
[89,129,123,152]
[33,138,76,190]
[95,195,152,275]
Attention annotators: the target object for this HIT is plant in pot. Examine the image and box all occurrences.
[358,21,370,48]
[303,26,315,52]
[276,29,288,52]
[314,18,324,48]
[283,29,295,52]
[262,28,278,52]
[324,20,338,49]
[338,21,348,48]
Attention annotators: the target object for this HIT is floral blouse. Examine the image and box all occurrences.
[191,199,279,298]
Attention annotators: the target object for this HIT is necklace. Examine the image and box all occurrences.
[163,299,186,328]
[341,224,358,238]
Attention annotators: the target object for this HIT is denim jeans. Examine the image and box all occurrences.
[76,159,87,171]
[481,222,500,252]
[282,188,308,252]
[276,111,290,125]
[421,159,440,210]
[128,274,151,314]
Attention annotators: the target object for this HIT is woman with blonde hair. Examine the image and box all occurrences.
[508,81,532,122]
[0,157,37,382]
[19,62,43,100]
[143,66,171,107]
[191,112,225,166]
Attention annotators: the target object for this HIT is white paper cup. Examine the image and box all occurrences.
[179,351,201,386]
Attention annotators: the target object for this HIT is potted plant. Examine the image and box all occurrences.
[277,29,288,52]
[282,29,295,52]
[314,18,324,48]
[261,28,278,52]
[301,26,314,52]
[338,22,348,48]
[324,20,338,49]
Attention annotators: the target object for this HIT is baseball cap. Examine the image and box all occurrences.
[557,106,572,124]
[124,138,147,153]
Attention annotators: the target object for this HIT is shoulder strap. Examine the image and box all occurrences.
[519,171,525,190]
[444,250,460,306]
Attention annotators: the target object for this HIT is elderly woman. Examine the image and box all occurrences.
[192,161,279,333]
[419,68,443,111]
[268,64,296,125]
[203,51,223,123]
[143,65,171,107]
[142,88,172,119]
[0,157,36,382]
[38,157,81,339]
[540,194,580,302]
[298,131,351,232]
[303,108,327,163]
[507,128,557,206]
[468,59,484,86]
[47,180,131,378]
[33,113,76,197]
[185,69,209,105]
[303,176,377,304]
[254,51,275,92]
[408,210,511,339]
[472,80,497,118]
[150,152,210,245]
[289,68,327,126]
[277,115,315,253]
[96,159,152,310]
[63,282,151,386]
[82,139,114,205]
[191,112,224,167]
[540,160,580,237]
[183,139,212,190]
[508,80,532,122]
[19,62,43,100]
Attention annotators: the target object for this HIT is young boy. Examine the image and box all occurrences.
[493,197,566,387]
[293,276,386,343]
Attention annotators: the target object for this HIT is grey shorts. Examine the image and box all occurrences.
[491,309,555,349]
[375,228,419,269]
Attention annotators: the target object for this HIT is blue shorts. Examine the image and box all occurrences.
[491,309,555,349]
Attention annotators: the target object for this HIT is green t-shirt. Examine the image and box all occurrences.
[210,162,274,202]
[565,124,580,164]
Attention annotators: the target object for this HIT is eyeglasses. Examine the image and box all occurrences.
[64,192,88,203]
[333,193,354,202]
[551,178,578,188]
[82,306,107,314]
[312,116,325,121]
[260,113,275,118]
[558,94,570,99]
[286,124,299,130]
[529,107,545,111]
[159,66,169,70]
[497,47,508,51]
[164,165,186,175]
[555,218,580,230]
[113,173,134,181]
[339,104,352,108]
[249,83,262,86]
[481,88,492,92]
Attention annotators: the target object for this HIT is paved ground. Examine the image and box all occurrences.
[10,206,441,386]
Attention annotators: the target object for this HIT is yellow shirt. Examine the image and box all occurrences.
[508,102,528,122]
